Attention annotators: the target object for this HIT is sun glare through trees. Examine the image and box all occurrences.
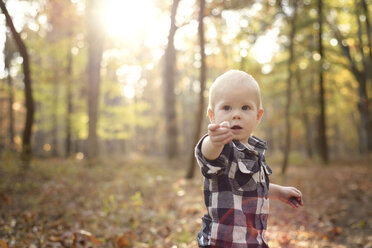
[0,0,372,247]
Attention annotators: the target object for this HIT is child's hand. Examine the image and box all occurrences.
[279,186,304,208]
[201,121,232,160]
[208,121,233,147]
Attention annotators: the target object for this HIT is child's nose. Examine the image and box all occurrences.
[232,110,241,119]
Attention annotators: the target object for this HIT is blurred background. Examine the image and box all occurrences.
[0,0,372,247]
[0,0,371,166]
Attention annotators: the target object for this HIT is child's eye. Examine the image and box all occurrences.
[223,105,231,111]
[242,105,250,110]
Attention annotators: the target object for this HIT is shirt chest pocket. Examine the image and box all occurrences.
[229,158,260,192]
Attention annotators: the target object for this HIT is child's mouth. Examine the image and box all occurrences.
[231,125,242,130]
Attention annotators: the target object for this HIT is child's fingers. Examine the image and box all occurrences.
[288,188,303,207]
[214,128,232,137]
[289,187,302,198]
[209,131,233,146]
[281,186,303,208]
[209,126,232,137]
[208,122,233,146]
[219,134,233,144]
[292,188,304,206]
[288,197,301,208]
[300,196,304,206]
[208,123,220,131]
[210,132,232,143]
[294,188,302,196]
[220,121,230,128]
[208,121,231,131]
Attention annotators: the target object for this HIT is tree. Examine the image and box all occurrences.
[361,0,372,82]
[281,0,298,174]
[86,0,104,159]
[317,0,328,163]
[186,0,206,179]
[44,0,81,157]
[163,0,181,159]
[4,33,17,150]
[65,47,73,157]
[296,68,313,158]
[0,0,34,164]
[327,0,372,154]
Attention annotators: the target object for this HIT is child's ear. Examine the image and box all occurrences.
[256,109,264,124]
[207,108,215,123]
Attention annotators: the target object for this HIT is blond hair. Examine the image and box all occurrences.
[208,70,262,111]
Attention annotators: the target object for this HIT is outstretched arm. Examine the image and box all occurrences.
[269,183,304,208]
[201,121,232,160]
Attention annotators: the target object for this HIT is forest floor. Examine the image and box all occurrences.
[0,155,371,248]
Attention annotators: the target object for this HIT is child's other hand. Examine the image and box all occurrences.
[280,186,304,208]
[208,121,233,147]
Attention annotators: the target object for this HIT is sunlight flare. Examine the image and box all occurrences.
[251,28,280,64]
[103,0,156,38]
[122,85,135,99]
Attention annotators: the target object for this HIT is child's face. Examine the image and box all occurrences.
[208,80,263,145]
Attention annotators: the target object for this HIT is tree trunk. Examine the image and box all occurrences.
[186,0,206,179]
[86,0,104,159]
[0,0,34,164]
[4,34,15,150]
[6,66,15,149]
[317,0,328,163]
[51,68,59,157]
[356,0,372,152]
[361,0,372,72]
[65,47,73,157]
[296,69,313,158]
[282,0,297,174]
[340,42,370,153]
[163,0,181,159]
[0,90,4,153]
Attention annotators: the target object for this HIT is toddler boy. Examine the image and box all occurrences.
[195,70,303,247]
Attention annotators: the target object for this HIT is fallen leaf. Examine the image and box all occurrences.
[48,235,61,242]
[330,226,343,236]
[115,235,129,248]
[0,240,8,248]
[115,231,135,248]
[1,194,10,204]
[76,230,102,245]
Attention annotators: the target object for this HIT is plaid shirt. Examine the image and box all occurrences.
[195,135,272,248]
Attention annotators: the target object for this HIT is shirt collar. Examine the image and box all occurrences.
[232,135,267,156]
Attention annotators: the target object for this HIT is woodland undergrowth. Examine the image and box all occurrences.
[0,155,371,248]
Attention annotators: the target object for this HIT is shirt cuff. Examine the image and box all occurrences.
[195,135,229,177]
